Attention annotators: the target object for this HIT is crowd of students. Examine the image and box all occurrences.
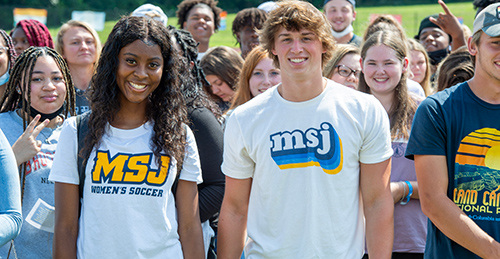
[1,0,500,258]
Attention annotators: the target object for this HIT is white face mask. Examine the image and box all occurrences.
[0,66,9,85]
[331,25,353,39]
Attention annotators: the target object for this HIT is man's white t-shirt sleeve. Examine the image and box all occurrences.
[221,113,255,179]
[179,126,203,184]
[359,96,394,164]
[49,117,79,184]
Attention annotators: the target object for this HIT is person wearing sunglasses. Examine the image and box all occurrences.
[323,44,361,90]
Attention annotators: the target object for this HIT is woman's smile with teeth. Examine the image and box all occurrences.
[130,82,146,90]
[374,78,388,82]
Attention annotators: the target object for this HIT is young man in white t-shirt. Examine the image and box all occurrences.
[218,1,394,258]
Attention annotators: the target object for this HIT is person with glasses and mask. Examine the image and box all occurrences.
[323,44,360,90]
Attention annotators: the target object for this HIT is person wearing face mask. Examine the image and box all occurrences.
[415,1,466,79]
[323,0,361,46]
[0,46,76,258]
[0,30,17,98]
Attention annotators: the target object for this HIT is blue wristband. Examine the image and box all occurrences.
[400,181,413,205]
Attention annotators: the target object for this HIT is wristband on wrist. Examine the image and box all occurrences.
[399,181,406,203]
[400,181,413,205]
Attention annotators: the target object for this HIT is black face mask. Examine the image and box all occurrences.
[428,48,449,66]
[29,105,64,121]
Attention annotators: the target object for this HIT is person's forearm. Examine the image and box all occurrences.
[365,196,393,258]
[0,213,22,247]
[178,221,204,259]
[176,179,205,259]
[422,193,500,258]
[53,226,78,259]
[218,206,247,258]
[390,180,420,203]
[451,33,466,52]
[53,182,79,259]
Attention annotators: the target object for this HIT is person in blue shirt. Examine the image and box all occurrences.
[406,3,500,258]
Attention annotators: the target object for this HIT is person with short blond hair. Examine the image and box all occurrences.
[55,20,102,115]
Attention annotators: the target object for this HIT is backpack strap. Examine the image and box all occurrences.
[76,112,90,216]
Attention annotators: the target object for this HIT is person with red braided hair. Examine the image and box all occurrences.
[10,19,54,56]
[0,29,17,98]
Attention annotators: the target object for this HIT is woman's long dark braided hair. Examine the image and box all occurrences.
[83,16,187,169]
[169,26,222,120]
[0,29,17,72]
[0,46,75,205]
[0,46,75,121]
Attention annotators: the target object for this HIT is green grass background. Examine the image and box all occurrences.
[47,2,475,47]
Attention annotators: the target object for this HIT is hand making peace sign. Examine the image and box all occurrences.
[12,114,50,166]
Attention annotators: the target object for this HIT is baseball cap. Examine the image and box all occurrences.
[415,14,439,39]
[131,4,168,27]
[414,14,452,42]
[323,0,355,8]
[473,3,500,36]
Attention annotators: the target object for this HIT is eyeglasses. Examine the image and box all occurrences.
[336,64,361,78]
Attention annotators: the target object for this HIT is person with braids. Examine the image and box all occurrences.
[176,0,222,59]
[358,30,426,258]
[232,8,268,59]
[0,46,76,258]
[50,16,204,258]
[55,20,102,115]
[169,25,225,258]
[10,19,54,56]
[0,29,17,98]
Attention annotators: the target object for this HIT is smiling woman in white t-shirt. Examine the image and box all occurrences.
[50,16,204,259]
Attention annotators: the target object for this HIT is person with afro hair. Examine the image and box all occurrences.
[177,0,222,59]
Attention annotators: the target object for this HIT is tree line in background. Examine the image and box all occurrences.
[0,0,470,30]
